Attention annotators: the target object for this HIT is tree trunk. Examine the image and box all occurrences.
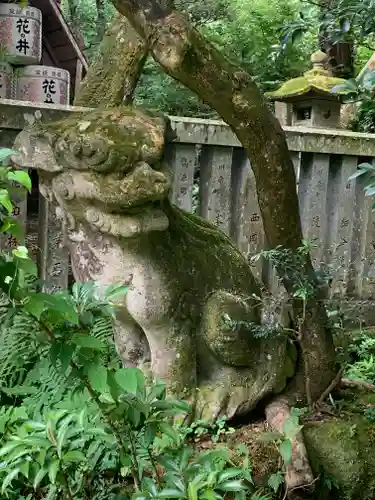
[74,13,149,107]
[318,0,354,78]
[95,0,107,43]
[108,0,337,401]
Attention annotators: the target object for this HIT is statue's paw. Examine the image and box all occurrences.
[193,385,232,423]
[193,383,264,424]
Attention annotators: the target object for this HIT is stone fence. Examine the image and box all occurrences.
[1,98,375,310]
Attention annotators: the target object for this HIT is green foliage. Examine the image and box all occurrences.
[135,0,316,116]
[280,0,375,76]
[62,0,315,117]
[351,100,375,133]
[182,417,236,443]
[347,161,375,210]
[0,148,31,247]
[61,0,115,60]
[252,240,333,303]
[262,408,307,495]
[344,330,375,383]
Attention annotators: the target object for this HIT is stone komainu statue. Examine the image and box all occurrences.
[13,107,295,421]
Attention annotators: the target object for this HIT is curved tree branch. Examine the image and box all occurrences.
[109,0,337,399]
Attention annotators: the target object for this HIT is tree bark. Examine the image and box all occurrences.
[95,0,107,43]
[74,13,149,107]
[318,0,354,78]
[108,0,337,400]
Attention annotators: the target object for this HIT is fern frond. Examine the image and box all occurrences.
[0,299,45,388]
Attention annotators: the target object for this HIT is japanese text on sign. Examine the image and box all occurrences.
[42,79,56,104]
[15,18,30,55]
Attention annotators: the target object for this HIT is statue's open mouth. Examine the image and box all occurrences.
[83,200,170,239]
[116,200,165,215]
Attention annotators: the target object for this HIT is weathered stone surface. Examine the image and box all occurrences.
[304,412,375,499]
[12,106,295,421]
[4,99,375,155]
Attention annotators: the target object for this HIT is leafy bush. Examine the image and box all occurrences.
[344,330,375,383]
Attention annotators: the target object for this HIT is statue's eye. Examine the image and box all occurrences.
[70,142,82,156]
[82,144,95,157]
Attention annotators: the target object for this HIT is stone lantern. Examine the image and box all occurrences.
[267,51,348,128]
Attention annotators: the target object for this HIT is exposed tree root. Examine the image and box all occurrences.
[340,378,375,392]
[316,366,345,406]
[265,399,314,498]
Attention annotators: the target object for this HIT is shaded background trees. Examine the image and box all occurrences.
[61,0,317,116]
[61,0,375,126]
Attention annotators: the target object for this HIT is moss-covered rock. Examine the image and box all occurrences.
[221,410,375,499]
[304,414,375,499]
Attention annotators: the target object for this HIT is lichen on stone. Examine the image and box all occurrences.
[13,106,296,422]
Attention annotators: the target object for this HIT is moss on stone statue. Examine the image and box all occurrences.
[33,107,167,174]
[121,200,294,415]
[16,105,296,421]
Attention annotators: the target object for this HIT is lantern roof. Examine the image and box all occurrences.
[266,51,349,102]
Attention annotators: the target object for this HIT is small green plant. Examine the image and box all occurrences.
[183,417,236,443]
[363,406,375,422]
[347,161,375,211]
[344,331,375,383]
[262,407,307,495]
[0,148,31,243]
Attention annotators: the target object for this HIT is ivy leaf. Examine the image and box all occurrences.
[16,255,37,276]
[24,293,47,320]
[268,471,284,492]
[12,245,29,259]
[7,170,32,191]
[0,217,24,242]
[88,364,108,393]
[0,189,12,214]
[114,368,139,394]
[279,439,293,466]
[25,293,79,324]
[44,294,79,325]
[71,333,106,351]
